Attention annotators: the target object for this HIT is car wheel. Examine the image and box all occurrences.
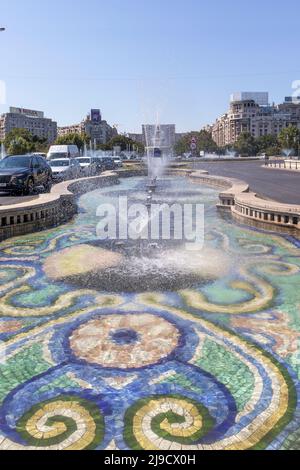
[25,178,34,195]
[44,179,52,193]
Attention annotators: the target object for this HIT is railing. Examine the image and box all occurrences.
[265,160,300,171]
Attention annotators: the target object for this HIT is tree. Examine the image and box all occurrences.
[256,134,280,156]
[106,135,145,154]
[55,133,88,151]
[4,128,48,155]
[7,137,33,155]
[234,132,258,156]
[4,128,33,147]
[174,130,218,156]
[278,125,300,152]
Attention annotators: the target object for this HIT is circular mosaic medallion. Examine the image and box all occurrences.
[69,313,180,369]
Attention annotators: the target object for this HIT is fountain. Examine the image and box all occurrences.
[200,150,237,161]
[89,140,95,158]
[83,142,88,157]
[1,173,300,450]
[226,148,237,158]
[144,124,170,194]
[282,148,294,158]
[146,177,158,192]
[0,142,6,160]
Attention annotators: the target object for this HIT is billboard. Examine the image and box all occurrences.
[10,107,44,118]
[91,109,101,123]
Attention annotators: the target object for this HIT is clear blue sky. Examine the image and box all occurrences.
[1,0,300,133]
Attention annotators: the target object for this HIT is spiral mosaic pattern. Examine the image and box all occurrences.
[124,395,215,450]
[2,396,104,450]
[0,177,299,451]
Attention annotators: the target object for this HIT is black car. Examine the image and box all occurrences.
[0,155,53,195]
[91,157,105,174]
[100,157,116,171]
[91,157,116,172]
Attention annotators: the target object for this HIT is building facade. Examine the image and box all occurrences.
[129,125,185,152]
[230,92,269,106]
[0,107,57,143]
[127,133,145,144]
[58,109,117,145]
[212,94,300,147]
[142,124,176,154]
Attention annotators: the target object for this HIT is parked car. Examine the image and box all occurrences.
[49,158,81,181]
[0,155,52,195]
[31,152,47,159]
[47,145,80,160]
[91,157,105,174]
[98,157,116,171]
[113,157,123,168]
[76,157,97,176]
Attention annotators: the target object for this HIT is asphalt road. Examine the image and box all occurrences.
[193,160,300,205]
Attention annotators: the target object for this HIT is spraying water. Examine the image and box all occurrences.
[144,122,170,182]
[283,148,294,158]
[0,142,6,160]
[83,142,88,157]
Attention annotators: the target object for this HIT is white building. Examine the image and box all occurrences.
[212,95,300,147]
[142,124,176,155]
[230,92,269,106]
[0,107,57,143]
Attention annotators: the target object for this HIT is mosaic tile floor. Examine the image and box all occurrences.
[0,177,299,450]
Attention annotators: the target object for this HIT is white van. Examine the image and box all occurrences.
[47,145,80,160]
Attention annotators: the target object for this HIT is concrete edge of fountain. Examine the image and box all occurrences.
[0,164,299,242]
[0,171,119,242]
[169,167,300,236]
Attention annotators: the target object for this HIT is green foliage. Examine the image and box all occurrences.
[278,125,300,151]
[106,135,145,153]
[7,137,33,155]
[256,134,281,156]
[4,128,48,155]
[174,130,218,156]
[234,132,259,156]
[55,133,88,151]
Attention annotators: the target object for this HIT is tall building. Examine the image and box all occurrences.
[211,94,300,147]
[129,126,186,153]
[142,124,176,154]
[230,92,269,106]
[0,107,57,143]
[58,109,117,145]
[127,133,144,144]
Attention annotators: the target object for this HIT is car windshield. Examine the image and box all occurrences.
[49,153,68,159]
[77,158,90,164]
[49,160,70,167]
[0,156,31,169]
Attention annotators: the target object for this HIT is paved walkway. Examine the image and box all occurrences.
[194,160,300,205]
